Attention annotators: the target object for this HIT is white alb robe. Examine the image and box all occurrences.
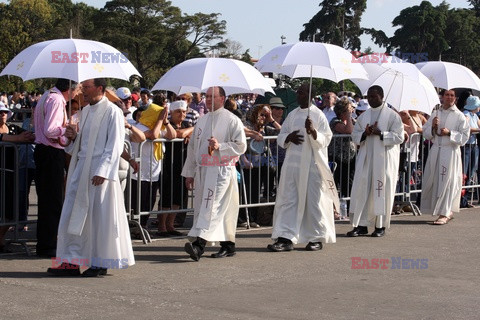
[421,105,469,216]
[271,106,338,244]
[350,104,404,229]
[56,97,135,269]
[181,107,246,242]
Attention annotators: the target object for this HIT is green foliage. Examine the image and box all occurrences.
[0,0,226,91]
[300,0,367,50]
[389,1,449,59]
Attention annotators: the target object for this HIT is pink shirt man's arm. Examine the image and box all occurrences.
[34,88,67,148]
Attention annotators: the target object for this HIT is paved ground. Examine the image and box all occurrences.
[1,207,479,320]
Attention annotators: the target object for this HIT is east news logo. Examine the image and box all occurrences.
[351,257,429,269]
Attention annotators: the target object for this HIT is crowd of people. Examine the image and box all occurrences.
[0,78,477,273]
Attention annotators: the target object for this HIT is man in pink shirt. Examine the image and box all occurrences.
[34,78,72,257]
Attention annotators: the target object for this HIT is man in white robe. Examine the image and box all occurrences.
[347,85,404,238]
[182,86,246,261]
[267,83,338,252]
[421,89,469,225]
[47,78,135,277]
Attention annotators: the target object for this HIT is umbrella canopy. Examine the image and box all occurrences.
[254,42,369,82]
[415,61,480,91]
[352,62,439,115]
[152,57,274,96]
[0,38,141,82]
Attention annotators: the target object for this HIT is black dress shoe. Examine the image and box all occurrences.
[82,267,108,277]
[47,263,81,276]
[184,242,202,261]
[267,241,294,252]
[371,227,385,237]
[211,247,236,258]
[305,242,323,251]
[37,249,57,258]
[346,226,369,237]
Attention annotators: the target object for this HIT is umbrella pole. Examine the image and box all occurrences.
[308,65,313,118]
[208,86,215,156]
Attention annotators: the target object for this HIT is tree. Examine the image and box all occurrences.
[0,0,54,91]
[96,0,226,87]
[300,0,367,50]
[217,39,243,58]
[389,1,450,60]
[443,8,480,71]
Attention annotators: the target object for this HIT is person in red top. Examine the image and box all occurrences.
[34,78,73,257]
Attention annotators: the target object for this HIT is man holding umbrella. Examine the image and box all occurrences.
[182,86,247,261]
[48,78,134,277]
[267,82,337,252]
[347,85,404,238]
[34,78,73,257]
[420,89,469,225]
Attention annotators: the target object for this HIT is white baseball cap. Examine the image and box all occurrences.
[116,87,132,100]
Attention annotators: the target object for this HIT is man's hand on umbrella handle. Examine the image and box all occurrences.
[65,125,77,141]
[208,136,219,150]
[365,124,372,136]
[185,177,194,190]
[432,117,439,131]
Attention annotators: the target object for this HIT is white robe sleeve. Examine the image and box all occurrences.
[381,112,404,146]
[449,113,469,146]
[308,111,332,150]
[218,116,247,158]
[352,114,366,146]
[94,108,124,181]
[181,126,197,178]
[277,109,295,149]
[422,115,435,140]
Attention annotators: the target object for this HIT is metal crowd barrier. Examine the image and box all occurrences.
[4,131,480,249]
[0,141,32,255]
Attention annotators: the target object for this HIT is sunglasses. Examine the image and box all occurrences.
[0,111,8,114]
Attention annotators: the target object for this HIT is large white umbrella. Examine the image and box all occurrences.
[415,61,480,90]
[352,59,439,115]
[254,42,369,82]
[255,42,368,117]
[0,38,141,82]
[152,57,274,96]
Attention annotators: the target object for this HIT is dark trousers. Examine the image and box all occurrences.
[34,144,65,252]
[131,179,158,227]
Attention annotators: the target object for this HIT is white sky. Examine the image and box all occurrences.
[3,0,472,58]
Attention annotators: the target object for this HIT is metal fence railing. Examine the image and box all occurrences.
[3,131,480,249]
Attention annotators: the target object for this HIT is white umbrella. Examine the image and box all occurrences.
[352,61,439,115]
[255,42,368,117]
[0,38,141,82]
[415,61,480,90]
[152,57,274,96]
[254,42,369,82]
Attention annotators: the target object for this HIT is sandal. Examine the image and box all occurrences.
[334,211,340,221]
[433,215,452,225]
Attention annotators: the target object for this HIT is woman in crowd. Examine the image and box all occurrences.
[329,97,356,219]
[157,100,194,237]
[241,104,281,227]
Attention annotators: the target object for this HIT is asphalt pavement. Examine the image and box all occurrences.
[1,207,479,320]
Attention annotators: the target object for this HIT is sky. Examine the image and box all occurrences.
[4,0,470,58]
[71,0,471,58]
